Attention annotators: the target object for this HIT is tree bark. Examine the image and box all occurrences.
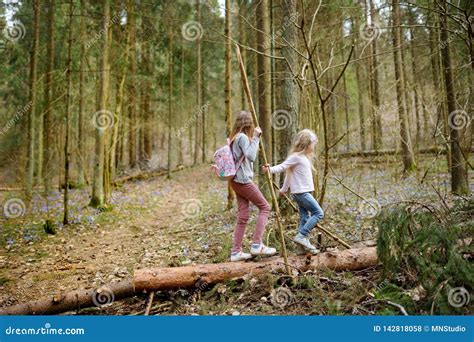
[368,0,382,150]
[238,1,247,109]
[142,11,152,164]
[0,247,377,315]
[352,15,366,152]
[63,0,74,224]
[26,0,40,198]
[439,0,470,195]
[43,0,55,194]
[134,247,377,291]
[391,0,416,173]
[194,1,202,165]
[167,19,174,179]
[77,0,86,186]
[278,0,299,214]
[256,0,272,195]
[127,0,137,169]
[90,0,110,207]
[408,11,421,153]
[225,0,234,210]
[428,9,451,169]
[178,37,184,166]
[279,0,299,162]
[0,280,134,316]
[111,0,130,182]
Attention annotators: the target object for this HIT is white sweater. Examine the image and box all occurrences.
[269,154,314,194]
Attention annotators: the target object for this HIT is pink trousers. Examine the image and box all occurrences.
[230,180,271,253]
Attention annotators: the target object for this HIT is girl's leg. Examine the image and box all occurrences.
[246,183,271,245]
[230,182,250,253]
[294,192,324,236]
[293,194,309,232]
[232,182,271,245]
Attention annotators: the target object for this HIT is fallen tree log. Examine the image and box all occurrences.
[112,165,186,186]
[331,146,446,158]
[0,279,135,316]
[0,246,377,315]
[134,246,377,291]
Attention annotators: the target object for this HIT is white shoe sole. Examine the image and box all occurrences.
[230,256,253,262]
[293,238,316,251]
[250,250,277,257]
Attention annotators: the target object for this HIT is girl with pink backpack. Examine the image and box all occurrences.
[214,111,277,262]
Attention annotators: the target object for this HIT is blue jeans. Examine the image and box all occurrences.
[292,192,324,236]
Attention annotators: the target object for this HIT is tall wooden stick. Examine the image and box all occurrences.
[235,44,290,275]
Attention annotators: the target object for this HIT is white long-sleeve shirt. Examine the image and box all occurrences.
[269,153,314,194]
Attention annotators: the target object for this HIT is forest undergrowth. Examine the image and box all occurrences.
[0,154,472,315]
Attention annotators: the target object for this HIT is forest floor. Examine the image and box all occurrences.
[0,153,473,315]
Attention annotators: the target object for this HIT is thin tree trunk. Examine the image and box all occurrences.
[408,12,421,156]
[178,37,184,166]
[77,0,86,186]
[280,0,299,161]
[428,10,451,169]
[270,0,276,166]
[111,0,130,181]
[352,16,366,152]
[26,0,40,198]
[103,10,113,202]
[391,0,416,173]
[256,0,272,195]
[238,1,246,109]
[63,0,74,225]
[340,20,350,152]
[90,0,110,207]
[43,0,55,195]
[128,0,137,169]
[439,0,470,195]
[142,12,152,164]
[35,104,43,186]
[400,29,413,147]
[369,0,382,150]
[167,24,174,179]
[201,40,206,164]
[224,0,234,210]
[194,1,202,165]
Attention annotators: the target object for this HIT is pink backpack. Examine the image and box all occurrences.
[212,138,245,180]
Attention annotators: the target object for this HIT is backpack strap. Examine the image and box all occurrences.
[229,135,246,173]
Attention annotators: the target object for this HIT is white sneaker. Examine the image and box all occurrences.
[230,251,253,262]
[294,233,318,251]
[250,244,277,256]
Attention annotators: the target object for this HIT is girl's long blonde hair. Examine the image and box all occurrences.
[290,129,318,155]
[229,111,255,141]
[289,129,318,170]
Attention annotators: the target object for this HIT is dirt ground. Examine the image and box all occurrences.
[0,155,472,315]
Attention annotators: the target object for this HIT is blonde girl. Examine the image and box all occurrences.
[263,129,324,253]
